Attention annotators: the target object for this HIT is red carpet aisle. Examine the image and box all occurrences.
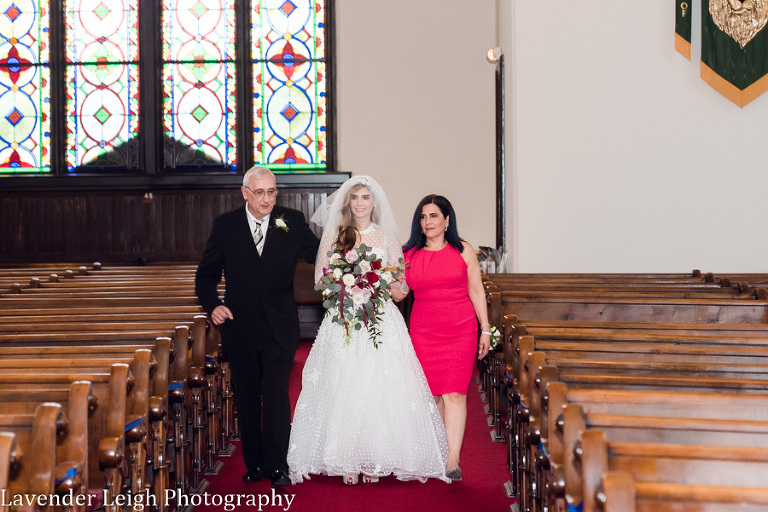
[195,341,511,512]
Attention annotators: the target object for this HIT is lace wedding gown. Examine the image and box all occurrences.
[287,224,449,483]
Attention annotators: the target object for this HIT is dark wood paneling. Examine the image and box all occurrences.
[0,188,334,264]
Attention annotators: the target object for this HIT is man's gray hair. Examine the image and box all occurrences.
[242,166,275,187]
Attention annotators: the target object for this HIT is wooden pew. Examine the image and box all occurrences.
[555,394,768,512]
[0,328,194,506]
[0,365,128,484]
[499,317,768,445]
[600,470,768,512]
[499,319,768,428]
[579,430,768,512]
[0,264,233,507]
[0,297,202,308]
[1,321,192,334]
[505,327,768,467]
[486,291,768,448]
[484,274,768,512]
[483,271,704,282]
[0,306,203,319]
[491,291,768,324]
[516,347,768,512]
[0,321,214,492]
[1,381,93,512]
[0,432,19,512]
[489,286,752,300]
[0,403,65,512]
[0,359,142,512]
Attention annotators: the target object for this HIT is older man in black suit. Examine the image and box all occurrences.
[195,166,319,487]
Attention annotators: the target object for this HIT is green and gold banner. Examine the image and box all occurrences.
[680,0,768,107]
[701,0,768,106]
[675,0,692,59]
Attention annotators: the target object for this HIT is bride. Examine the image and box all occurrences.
[287,175,449,485]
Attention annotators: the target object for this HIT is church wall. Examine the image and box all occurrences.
[334,1,498,251]
[505,1,768,272]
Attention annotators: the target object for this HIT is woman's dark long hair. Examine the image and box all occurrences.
[403,194,463,254]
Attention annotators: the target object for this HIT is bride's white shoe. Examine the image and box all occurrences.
[362,475,379,484]
[343,474,359,485]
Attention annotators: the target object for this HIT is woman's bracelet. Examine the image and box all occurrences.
[481,330,492,336]
[480,322,490,329]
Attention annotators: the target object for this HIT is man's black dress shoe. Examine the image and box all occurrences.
[270,469,291,487]
[242,468,263,482]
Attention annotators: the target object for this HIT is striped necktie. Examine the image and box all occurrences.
[253,219,264,254]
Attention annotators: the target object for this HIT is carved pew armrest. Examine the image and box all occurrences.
[148,396,166,422]
[98,436,123,470]
[187,366,206,389]
[54,461,83,495]
[124,415,145,444]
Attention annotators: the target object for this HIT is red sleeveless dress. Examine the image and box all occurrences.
[405,244,477,395]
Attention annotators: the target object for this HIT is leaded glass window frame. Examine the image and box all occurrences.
[0,0,335,189]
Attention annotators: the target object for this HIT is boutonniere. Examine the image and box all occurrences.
[274,215,289,233]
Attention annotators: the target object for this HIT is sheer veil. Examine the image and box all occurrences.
[310,175,401,282]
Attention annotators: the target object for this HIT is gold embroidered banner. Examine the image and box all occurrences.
[677,0,768,107]
[675,0,692,59]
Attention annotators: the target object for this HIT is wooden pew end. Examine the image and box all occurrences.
[97,436,123,470]
[599,471,636,512]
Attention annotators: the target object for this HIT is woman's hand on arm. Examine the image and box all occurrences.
[462,241,491,359]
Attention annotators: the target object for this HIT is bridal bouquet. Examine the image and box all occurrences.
[315,244,404,348]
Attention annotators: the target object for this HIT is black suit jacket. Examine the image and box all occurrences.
[195,205,320,353]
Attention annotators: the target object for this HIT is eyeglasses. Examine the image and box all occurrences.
[244,186,278,199]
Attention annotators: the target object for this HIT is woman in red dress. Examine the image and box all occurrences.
[403,194,491,481]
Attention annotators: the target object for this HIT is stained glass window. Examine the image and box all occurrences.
[64,0,140,171]
[162,0,237,169]
[252,1,327,171]
[0,0,331,177]
[0,0,51,174]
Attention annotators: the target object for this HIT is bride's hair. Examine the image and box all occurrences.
[333,183,371,253]
[310,175,400,283]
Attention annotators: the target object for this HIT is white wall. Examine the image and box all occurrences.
[504,1,768,272]
[335,1,497,249]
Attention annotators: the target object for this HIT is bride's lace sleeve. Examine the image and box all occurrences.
[383,228,409,294]
[314,227,337,283]
[384,229,405,270]
[383,228,405,275]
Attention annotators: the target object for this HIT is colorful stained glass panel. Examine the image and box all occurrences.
[162,0,236,169]
[64,0,140,170]
[252,0,327,171]
[0,0,51,173]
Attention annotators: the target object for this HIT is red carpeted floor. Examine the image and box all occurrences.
[193,340,513,512]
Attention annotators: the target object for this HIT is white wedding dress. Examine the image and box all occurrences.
[287,224,449,483]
